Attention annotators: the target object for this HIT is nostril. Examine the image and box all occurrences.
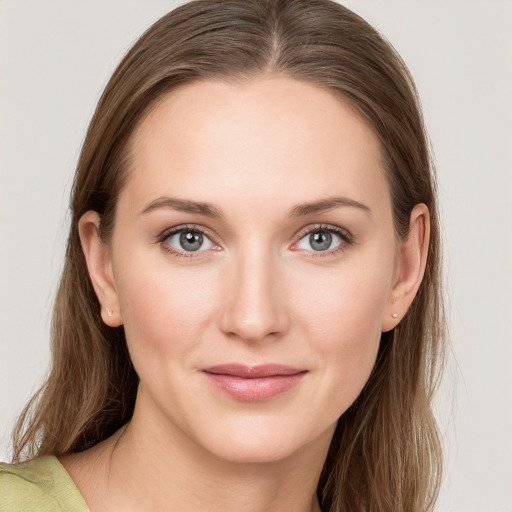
[219,310,289,344]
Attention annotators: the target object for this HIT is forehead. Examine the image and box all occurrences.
[124,76,389,215]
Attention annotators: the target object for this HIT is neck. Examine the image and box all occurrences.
[102,398,330,512]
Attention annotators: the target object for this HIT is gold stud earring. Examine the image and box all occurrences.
[392,313,398,319]
[105,307,113,317]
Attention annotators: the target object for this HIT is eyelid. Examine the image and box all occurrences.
[158,224,221,256]
[156,222,353,257]
[290,223,354,255]
[158,223,216,241]
[294,223,353,242]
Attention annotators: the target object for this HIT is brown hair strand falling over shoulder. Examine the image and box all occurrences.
[13,1,446,510]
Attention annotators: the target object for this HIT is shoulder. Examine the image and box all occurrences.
[0,456,89,512]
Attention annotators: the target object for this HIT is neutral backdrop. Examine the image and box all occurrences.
[1,1,511,511]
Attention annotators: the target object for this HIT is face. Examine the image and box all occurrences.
[99,77,401,463]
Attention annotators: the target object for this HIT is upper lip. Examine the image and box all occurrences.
[202,364,306,378]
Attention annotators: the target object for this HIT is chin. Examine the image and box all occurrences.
[207,438,301,464]
[194,417,334,465]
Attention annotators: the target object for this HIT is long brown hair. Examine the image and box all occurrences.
[13,1,446,510]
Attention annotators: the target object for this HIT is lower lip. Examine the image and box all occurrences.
[203,372,307,401]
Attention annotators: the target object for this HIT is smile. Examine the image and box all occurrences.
[202,364,308,402]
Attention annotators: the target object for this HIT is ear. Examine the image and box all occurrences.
[382,203,430,332]
[78,211,122,327]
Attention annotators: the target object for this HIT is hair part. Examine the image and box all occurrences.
[12,1,446,510]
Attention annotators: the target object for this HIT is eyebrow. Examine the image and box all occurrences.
[140,197,223,217]
[139,195,371,218]
[290,197,371,217]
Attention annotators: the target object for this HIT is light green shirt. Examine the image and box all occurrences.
[0,455,89,511]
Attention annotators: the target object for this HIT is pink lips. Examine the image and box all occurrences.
[202,364,307,402]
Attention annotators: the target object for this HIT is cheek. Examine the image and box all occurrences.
[291,257,393,404]
[113,251,220,360]
[294,259,391,341]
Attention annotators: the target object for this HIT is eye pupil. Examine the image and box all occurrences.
[309,231,332,251]
[180,231,203,251]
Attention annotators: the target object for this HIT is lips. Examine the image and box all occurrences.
[202,364,307,401]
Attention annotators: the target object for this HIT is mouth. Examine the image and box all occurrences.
[201,364,307,402]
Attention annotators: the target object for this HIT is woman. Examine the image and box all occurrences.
[0,0,445,510]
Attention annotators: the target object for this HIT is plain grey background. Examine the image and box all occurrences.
[1,1,511,510]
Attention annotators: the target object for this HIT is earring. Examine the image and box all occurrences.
[105,307,113,317]
[392,313,399,319]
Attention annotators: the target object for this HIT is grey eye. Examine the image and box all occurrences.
[309,231,332,251]
[166,230,213,252]
[180,231,203,251]
[296,229,342,252]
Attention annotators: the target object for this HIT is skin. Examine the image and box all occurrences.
[64,76,430,512]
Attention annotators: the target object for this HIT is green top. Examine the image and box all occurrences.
[0,456,89,511]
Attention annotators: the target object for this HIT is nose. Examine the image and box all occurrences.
[218,248,289,343]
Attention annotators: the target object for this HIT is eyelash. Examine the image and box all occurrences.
[158,224,219,258]
[157,223,354,258]
[292,223,354,258]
